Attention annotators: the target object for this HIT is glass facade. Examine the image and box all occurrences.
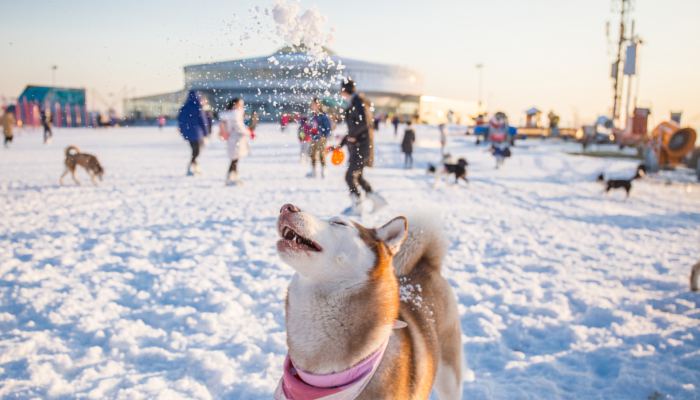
[126,49,425,121]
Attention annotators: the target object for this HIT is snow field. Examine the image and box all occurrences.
[1,124,699,399]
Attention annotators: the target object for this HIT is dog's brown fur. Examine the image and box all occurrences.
[60,145,104,186]
[691,261,700,292]
[288,219,460,399]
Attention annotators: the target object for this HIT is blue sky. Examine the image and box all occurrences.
[1,0,698,127]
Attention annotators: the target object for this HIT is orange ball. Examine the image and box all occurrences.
[331,148,345,165]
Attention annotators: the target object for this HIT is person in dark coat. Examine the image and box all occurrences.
[337,78,386,215]
[392,115,400,137]
[177,91,210,176]
[401,120,416,168]
[41,109,53,144]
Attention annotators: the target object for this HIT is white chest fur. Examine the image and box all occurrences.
[286,275,392,374]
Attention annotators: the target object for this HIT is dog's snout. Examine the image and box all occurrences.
[280,204,300,215]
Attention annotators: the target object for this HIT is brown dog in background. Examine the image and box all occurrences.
[60,145,104,186]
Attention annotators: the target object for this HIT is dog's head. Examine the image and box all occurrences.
[597,173,605,182]
[276,204,407,284]
[636,164,646,178]
[96,166,104,181]
[457,158,468,167]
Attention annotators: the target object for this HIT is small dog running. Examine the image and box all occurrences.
[427,154,469,186]
[597,164,646,197]
[60,145,104,186]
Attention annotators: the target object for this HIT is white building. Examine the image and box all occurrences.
[125,47,424,121]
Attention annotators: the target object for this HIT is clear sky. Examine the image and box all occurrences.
[1,0,698,127]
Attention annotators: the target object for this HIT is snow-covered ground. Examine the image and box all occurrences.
[1,124,699,399]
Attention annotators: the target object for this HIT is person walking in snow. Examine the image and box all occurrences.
[2,107,16,148]
[488,111,512,169]
[392,115,400,137]
[280,113,289,132]
[297,115,312,164]
[548,110,560,137]
[307,98,332,178]
[246,111,259,140]
[219,98,251,185]
[177,90,210,176]
[401,120,416,169]
[337,78,386,216]
[41,108,53,144]
[438,122,447,155]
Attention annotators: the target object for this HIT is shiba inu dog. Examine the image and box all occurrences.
[274,204,463,399]
[61,145,104,186]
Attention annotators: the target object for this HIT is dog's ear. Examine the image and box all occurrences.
[376,216,408,255]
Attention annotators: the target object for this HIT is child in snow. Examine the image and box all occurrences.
[219,98,251,185]
[307,98,332,178]
[401,120,416,168]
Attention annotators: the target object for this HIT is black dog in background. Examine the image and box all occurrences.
[428,157,469,185]
[597,164,646,197]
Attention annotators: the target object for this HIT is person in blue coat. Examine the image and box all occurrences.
[178,91,210,176]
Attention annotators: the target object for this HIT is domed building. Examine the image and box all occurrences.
[125,46,424,121]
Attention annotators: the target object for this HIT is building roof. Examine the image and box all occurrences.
[183,48,423,97]
[18,85,86,106]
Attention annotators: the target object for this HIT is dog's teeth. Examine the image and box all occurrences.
[283,227,297,241]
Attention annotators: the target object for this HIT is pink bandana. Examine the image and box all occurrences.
[274,339,390,400]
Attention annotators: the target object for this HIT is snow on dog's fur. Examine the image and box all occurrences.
[275,204,462,399]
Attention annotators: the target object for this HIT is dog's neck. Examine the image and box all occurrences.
[285,245,399,374]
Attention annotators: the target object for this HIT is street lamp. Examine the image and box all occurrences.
[475,63,484,111]
[51,65,58,86]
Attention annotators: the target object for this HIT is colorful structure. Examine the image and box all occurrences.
[16,86,88,128]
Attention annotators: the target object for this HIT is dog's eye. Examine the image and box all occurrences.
[330,220,347,226]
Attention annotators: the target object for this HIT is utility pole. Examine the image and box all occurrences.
[475,63,484,111]
[611,0,628,124]
[623,20,640,125]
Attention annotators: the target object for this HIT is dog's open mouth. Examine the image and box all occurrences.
[279,225,322,252]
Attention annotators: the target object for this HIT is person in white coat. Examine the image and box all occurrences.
[219,98,251,185]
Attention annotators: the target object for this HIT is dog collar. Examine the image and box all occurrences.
[274,321,405,400]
